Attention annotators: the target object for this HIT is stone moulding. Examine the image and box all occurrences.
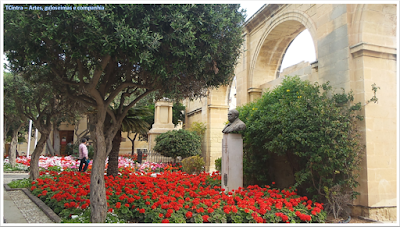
[350,42,397,60]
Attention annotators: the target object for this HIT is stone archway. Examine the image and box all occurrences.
[185,4,397,221]
[249,10,318,91]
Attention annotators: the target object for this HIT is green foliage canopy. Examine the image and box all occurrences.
[4,4,246,103]
[153,129,201,160]
[4,4,245,222]
[238,76,364,200]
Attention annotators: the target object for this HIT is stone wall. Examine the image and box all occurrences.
[184,3,397,221]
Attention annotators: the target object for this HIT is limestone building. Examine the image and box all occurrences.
[183,4,397,221]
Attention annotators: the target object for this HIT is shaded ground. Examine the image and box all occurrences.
[325,214,378,223]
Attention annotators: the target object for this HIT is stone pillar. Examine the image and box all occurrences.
[148,99,175,151]
[221,133,243,192]
[247,88,262,103]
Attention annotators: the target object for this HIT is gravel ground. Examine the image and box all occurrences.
[7,190,53,223]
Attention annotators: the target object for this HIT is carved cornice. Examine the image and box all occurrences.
[186,107,202,116]
[207,104,229,109]
[350,42,397,60]
[247,88,262,94]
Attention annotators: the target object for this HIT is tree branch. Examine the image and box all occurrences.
[87,55,111,92]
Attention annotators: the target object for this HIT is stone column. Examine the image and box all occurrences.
[247,88,262,103]
[221,133,243,192]
[148,99,175,151]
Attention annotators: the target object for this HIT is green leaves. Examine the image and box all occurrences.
[4,4,245,101]
[239,75,365,202]
[154,129,201,160]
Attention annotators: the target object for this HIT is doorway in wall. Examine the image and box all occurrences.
[59,130,74,156]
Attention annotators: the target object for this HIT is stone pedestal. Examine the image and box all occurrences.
[221,133,243,192]
[148,99,175,151]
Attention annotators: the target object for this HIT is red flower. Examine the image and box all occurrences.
[202,215,209,222]
[159,213,164,218]
[161,219,169,223]
[256,216,263,223]
[115,202,121,209]
[124,204,130,208]
[207,208,214,213]
[186,211,193,218]
[139,208,145,213]
[232,206,238,213]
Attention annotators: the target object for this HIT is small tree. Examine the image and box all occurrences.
[4,72,27,166]
[238,76,365,205]
[7,73,83,180]
[5,4,245,222]
[153,129,201,163]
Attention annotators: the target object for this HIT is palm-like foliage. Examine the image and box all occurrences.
[107,106,152,176]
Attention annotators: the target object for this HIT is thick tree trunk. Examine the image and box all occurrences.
[9,130,19,167]
[90,124,109,223]
[29,133,49,180]
[9,124,22,167]
[46,137,56,156]
[107,129,122,177]
[4,121,9,156]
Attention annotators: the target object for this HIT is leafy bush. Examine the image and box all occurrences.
[238,75,365,202]
[188,121,207,138]
[153,129,201,161]
[214,157,221,172]
[8,178,31,188]
[3,162,29,172]
[182,155,205,174]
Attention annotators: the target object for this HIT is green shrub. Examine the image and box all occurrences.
[181,155,205,174]
[3,162,29,172]
[188,121,207,138]
[238,75,365,202]
[214,157,221,172]
[8,178,31,188]
[153,129,201,161]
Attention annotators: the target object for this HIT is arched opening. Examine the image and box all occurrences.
[251,20,306,88]
[279,29,316,73]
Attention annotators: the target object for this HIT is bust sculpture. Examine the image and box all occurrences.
[222,109,246,133]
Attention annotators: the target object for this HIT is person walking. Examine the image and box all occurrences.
[79,138,89,172]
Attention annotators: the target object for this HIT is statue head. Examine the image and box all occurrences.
[227,109,239,123]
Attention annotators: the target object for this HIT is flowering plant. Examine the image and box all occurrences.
[30,168,326,223]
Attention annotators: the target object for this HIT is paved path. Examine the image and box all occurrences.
[2,173,53,224]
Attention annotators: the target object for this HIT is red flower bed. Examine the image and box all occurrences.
[30,168,326,223]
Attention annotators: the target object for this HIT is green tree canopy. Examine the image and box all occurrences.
[3,72,27,167]
[4,4,246,222]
